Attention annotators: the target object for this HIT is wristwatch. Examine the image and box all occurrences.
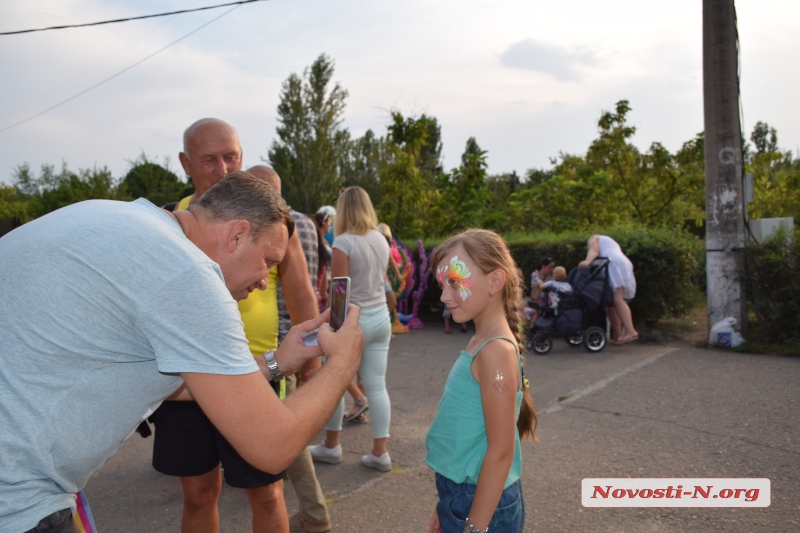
[462,518,489,533]
[262,350,284,381]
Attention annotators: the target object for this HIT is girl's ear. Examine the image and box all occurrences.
[490,269,506,294]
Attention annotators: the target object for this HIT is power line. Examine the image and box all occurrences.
[0,0,266,36]
[0,5,241,133]
[0,1,206,120]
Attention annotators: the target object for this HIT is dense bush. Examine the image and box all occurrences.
[413,227,703,327]
[744,227,800,344]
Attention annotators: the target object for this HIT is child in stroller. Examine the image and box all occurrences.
[526,258,611,355]
[538,266,573,311]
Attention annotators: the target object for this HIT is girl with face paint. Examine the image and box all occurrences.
[425,230,537,533]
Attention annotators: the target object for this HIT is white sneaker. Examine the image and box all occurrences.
[309,443,342,464]
[361,452,392,472]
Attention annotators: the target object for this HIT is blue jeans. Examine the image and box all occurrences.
[435,473,525,533]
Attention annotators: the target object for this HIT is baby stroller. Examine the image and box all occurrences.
[528,258,612,354]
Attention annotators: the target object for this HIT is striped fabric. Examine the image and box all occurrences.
[73,491,97,533]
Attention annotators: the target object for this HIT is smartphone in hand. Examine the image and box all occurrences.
[328,276,350,331]
[301,276,351,346]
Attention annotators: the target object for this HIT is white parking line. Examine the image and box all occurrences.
[541,347,679,414]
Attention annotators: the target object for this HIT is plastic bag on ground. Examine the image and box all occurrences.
[708,317,744,347]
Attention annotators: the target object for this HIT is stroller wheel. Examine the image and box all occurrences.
[531,334,552,355]
[565,334,583,347]
[583,326,607,353]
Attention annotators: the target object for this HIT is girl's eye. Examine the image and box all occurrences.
[445,278,457,287]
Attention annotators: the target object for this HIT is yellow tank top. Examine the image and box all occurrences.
[176,195,284,397]
[239,266,280,355]
[239,266,285,398]
[177,195,193,210]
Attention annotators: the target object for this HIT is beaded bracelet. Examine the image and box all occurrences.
[462,517,489,533]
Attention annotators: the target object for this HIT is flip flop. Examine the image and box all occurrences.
[444,330,453,334]
[616,334,639,345]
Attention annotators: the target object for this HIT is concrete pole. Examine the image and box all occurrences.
[703,0,746,332]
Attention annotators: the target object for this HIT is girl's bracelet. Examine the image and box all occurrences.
[462,518,489,533]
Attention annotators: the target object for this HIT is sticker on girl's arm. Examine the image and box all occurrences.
[493,370,508,392]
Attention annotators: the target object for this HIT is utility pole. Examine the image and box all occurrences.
[703,0,746,332]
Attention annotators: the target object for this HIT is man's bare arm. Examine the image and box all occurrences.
[182,305,363,473]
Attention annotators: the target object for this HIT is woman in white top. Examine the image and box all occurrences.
[579,235,639,344]
[309,187,394,472]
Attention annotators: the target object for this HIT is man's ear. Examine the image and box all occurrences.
[225,220,252,253]
[179,152,191,176]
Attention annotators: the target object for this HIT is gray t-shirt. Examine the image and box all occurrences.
[0,199,257,531]
[332,230,390,309]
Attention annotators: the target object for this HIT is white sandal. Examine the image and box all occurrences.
[343,397,368,422]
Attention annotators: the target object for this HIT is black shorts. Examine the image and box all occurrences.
[152,400,285,488]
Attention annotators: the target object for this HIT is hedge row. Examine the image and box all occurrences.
[744,227,800,344]
[410,228,704,327]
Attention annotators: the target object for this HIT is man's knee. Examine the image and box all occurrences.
[180,471,222,510]
[245,480,284,510]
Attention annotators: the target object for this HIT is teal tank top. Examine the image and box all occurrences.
[425,337,524,489]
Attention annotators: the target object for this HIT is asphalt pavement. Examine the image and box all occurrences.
[84,323,800,532]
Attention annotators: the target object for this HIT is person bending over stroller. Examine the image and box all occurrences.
[579,235,639,344]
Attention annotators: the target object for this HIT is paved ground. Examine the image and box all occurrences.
[84,323,800,532]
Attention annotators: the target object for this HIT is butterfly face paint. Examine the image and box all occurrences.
[437,255,473,301]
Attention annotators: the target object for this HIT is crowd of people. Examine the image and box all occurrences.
[0,116,639,533]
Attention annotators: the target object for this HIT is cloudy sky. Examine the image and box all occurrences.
[1,0,798,186]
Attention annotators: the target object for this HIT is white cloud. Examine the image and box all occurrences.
[499,39,600,82]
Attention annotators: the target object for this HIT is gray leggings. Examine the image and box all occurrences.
[325,303,392,438]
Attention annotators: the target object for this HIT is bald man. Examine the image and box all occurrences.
[248,165,331,533]
[178,118,242,205]
[153,121,319,533]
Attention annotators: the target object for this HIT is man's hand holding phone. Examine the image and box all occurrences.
[316,303,362,363]
[274,310,329,376]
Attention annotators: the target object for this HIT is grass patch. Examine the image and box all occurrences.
[734,341,800,357]
[557,396,569,402]
[638,315,697,344]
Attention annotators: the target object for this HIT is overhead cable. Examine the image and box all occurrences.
[0,0,266,36]
[0,5,241,133]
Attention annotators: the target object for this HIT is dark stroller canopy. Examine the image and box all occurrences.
[566,258,612,313]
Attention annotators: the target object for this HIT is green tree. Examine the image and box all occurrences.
[484,171,521,233]
[339,129,385,203]
[268,54,349,213]
[417,115,443,185]
[377,112,430,237]
[13,162,122,219]
[0,183,31,222]
[750,121,778,155]
[586,100,704,226]
[436,137,491,235]
[508,155,613,233]
[746,122,800,223]
[119,153,188,207]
